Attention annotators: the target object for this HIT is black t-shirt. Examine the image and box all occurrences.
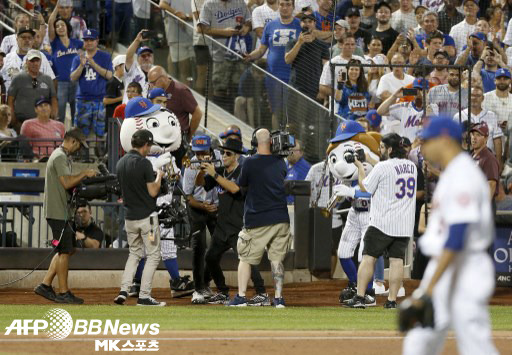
[74,220,104,248]
[354,28,371,52]
[204,165,244,239]
[105,76,123,119]
[116,150,156,220]
[286,38,329,99]
[370,27,399,54]
[237,154,289,228]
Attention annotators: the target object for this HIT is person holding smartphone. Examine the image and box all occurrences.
[335,59,371,121]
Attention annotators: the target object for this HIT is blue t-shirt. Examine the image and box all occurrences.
[481,69,497,93]
[314,11,340,32]
[261,18,302,82]
[51,37,83,81]
[336,84,371,120]
[415,33,455,49]
[237,154,290,228]
[286,157,311,204]
[71,50,113,100]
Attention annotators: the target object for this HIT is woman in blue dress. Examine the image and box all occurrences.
[335,59,371,121]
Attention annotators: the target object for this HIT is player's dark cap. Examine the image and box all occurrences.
[469,32,486,42]
[65,128,89,148]
[346,7,360,17]
[35,97,51,106]
[496,68,511,79]
[132,129,154,146]
[219,138,244,155]
[375,1,392,13]
[420,116,462,142]
[300,13,316,22]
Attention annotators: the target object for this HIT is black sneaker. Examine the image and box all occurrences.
[365,288,376,307]
[55,291,84,304]
[128,283,140,298]
[34,283,57,302]
[247,293,271,306]
[208,292,230,305]
[114,291,128,305]
[384,300,397,309]
[339,282,357,303]
[343,295,366,309]
[137,297,166,306]
[170,276,195,298]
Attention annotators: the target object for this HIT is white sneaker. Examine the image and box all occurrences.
[191,291,206,304]
[201,287,214,299]
[373,282,388,295]
[397,286,405,298]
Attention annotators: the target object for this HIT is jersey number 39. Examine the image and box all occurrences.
[395,177,416,199]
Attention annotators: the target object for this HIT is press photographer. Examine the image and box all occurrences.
[114,129,167,307]
[34,128,97,305]
[229,128,292,307]
[73,201,104,249]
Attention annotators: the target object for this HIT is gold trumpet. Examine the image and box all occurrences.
[321,193,343,218]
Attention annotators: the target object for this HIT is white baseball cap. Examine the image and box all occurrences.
[112,55,126,68]
[26,49,42,61]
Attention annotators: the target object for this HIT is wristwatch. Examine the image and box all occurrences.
[213,172,219,179]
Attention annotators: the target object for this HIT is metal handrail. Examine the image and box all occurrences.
[7,0,34,17]
[0,19,15,33]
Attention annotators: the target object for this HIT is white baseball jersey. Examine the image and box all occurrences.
[483,91,512,128]
[389,102,439,142]
[0,34,17,55]
[1,51,55,92]
[453,109,503,153]
[252,3,279,59]
[419,153,494,257]
[449,20,476,54]
[363,158,417,237]
[428,84,469,119]
[122,61,150,104]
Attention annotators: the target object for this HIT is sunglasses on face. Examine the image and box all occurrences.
[219,150,234,157]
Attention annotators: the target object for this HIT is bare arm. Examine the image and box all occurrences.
[48,4,59,42]
[189,106,202,139]
[125,31,145,72]
[377,87,402,116]
[354,160,367,192]
[51,96,58,120]
[197,23,240,37]
[489,180,497,199]
[285,36,305,64]
[87,57,112,80]
[146,170,164,198]
[494,137,503,172]
[70,56,86,81]
[59,169,96,190]
[246,44,268,61]
[76,232,101,248]
[255,27,264,38]
[7,95,18,132]
[103,95,123,106]
[455,47,471,66]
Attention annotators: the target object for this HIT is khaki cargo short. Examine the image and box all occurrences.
[212,61,245,93]
[237,223,291,265]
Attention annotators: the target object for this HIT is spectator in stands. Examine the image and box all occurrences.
[198,0,252,112]
[315,0,340,35]
[286,139,311,204]
[285,14,329,100]
[367,54,388,104]
[191,0,211,97]
[415,12,456,59]
[56,0,87,40]
[415,32,445,67]
[0,13,30,54]
[74,201,104,248]
[234,59,267,127]
[124,32,155,103]
[370,1,398,54]
[412,5,428,36]
[245,0,301,128]
[449,0,479,54]
[455,32,487,67]
[0,51,6,104]
[428,68,468,119]
[391,0,417,34]
[335,59,371,121]
[0,104,16,139]
[360,0,377,30]
[366,37,383,61]
[105,0,133,46]
[253,0,279,44]
[104,55,126,121]
[473,47,510,93]
[147,66,202,140]
[70,29,113,137]
[48,7,83,124]
[131,0,152,41]
[330,20,350,57]
[386,33,415,64]
[148,88,168,106]
[437,0,465,35]
[486,5,506,43]
[376,53,414,102]
[160,0,194,84]
[454,86,503,170]
[8,49,57,133]
[470,122,500,199]
[346,7,371,54]
[113,82,142,120]
[20,97,65,158]
[429,50,451,85]
[1,27,55,93]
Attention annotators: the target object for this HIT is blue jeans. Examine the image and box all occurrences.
[57,81,77,123]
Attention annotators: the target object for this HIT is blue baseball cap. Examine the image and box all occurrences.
[420,116,462,142]
[330,120,365,143]
[496,68,511,79]
[35,96,50,106]
[125,97,161,118]
[366,110,382,127]
[469,32,486,42]
[136,46,153,56]
[191,135,211,152]
[148,88,166,100]
[219,127,242,139]
[82,29,99,40]
[412,78,429,90]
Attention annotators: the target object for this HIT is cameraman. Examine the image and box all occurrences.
[74,201,104,248]
[114,129,166,307]
[34,128,96,304]
[228,128,291,308]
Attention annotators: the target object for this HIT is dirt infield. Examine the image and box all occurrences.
[0,279,511,306]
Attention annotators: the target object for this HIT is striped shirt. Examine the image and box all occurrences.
[453,109,503,154]
[363,158,417,237]
[428,84,468,119]
[390,10,417,34]
[483,91,512,128]
[449,20,476,54]
[388,102,439,142]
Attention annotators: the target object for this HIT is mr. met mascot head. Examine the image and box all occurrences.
[326,120,381,181]
[120,97,182,154]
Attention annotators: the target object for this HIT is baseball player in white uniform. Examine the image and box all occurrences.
[339,133,417,309]
[402,117,498,355]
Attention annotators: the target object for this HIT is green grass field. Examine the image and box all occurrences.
[1,305,511,332]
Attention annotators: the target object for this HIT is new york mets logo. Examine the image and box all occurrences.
[341,123,347,131]
[139,101,148,109]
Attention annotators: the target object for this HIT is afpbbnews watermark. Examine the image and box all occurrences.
[4,308,160,352]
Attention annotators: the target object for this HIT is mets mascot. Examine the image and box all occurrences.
[326,120,382,306]
[119,97,194,298]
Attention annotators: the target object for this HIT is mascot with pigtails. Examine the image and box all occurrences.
[119,97,194,298]
[325,120,382,305]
